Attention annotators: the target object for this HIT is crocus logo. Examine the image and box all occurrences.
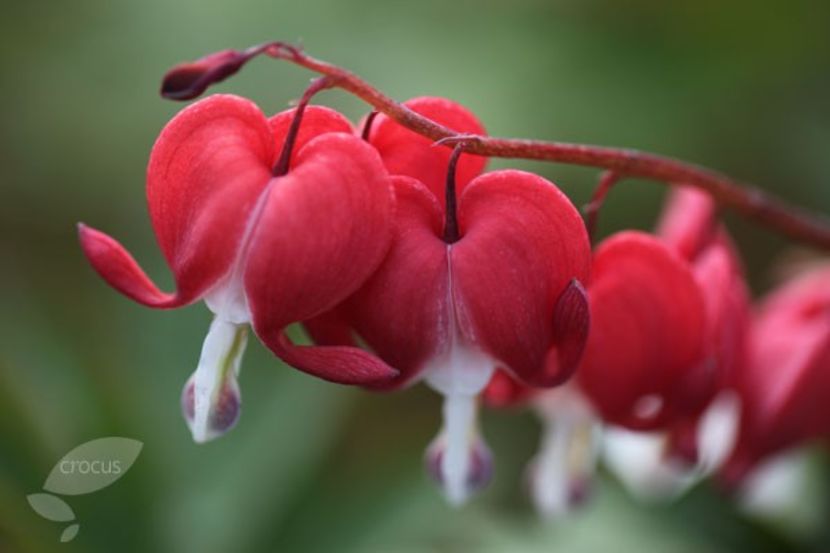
[26,437,143,542]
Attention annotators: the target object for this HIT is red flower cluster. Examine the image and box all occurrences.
[484,187,830,515]
[79,48,830,510]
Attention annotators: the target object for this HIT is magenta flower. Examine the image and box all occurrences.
[307,97,592,503]
[79,94,396,442]
[720,262,830,488]
[483,186,750,511]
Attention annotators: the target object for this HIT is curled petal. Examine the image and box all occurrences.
[452,170,591,387]
[655,186,717,260]
[78,224,184,308]
[244,133,396,383]
[368,97,487,207]
[268,332,397,384]
[542,279,590,386]
[577,231,706,430]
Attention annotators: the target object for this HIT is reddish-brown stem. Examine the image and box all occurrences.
[169,42,830,250]
[584,171,621,242]
[273,76,334,176]
[443,144,465,244]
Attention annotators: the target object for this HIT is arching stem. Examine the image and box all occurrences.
[162,42,830,251]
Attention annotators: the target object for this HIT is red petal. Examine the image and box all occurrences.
[452,170,591,387]
[368,97,487,208]
[302,307,356,347]
[147,94,276,302]
[78,224,182,307]
[344,176,450,389]
[577,231,706,430]
[655,186,717,260]
[693,242,750,396]
[542,279,591,386]
[269,105,354,168]
[728,265,830,472]
[482,370,535,407]
[345,171,590,391]
[243,133,396,382]
[268,332,397,384]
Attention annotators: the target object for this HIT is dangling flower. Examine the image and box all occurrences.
[598,187,749,500]
[485,373,600,518]
[306,97,592,504]
[720,262,830,491]
[79,93,396,443]
[484,186,749,513]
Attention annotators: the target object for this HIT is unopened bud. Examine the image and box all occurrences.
[161,49,251,100]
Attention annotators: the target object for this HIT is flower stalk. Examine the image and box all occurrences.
[160,41,830,250]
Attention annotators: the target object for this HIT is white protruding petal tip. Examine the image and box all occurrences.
[529,391,600,519]
[181,372,241,443]
[182,317,248,444]
[425,395,493,505]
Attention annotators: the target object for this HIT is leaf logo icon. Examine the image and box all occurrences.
[27,437,143,542]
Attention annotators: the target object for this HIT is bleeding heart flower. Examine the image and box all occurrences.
[720,262,830,489]
[306,97,592,504]
[79,93,396,443]
[484,186,749,512]
[596,188,749,499]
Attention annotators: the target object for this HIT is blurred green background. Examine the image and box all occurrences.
[1,0,829,551]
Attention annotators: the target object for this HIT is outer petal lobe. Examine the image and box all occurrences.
[577,232,706,430]
[368,97,487,206]
[269,105,354,168]
[80,94,276,308]
[344,176,450,388]
[245,133,396,384]
[452,170,591,387]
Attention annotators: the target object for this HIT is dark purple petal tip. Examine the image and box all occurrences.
[161,50,250,100]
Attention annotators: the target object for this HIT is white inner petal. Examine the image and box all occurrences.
[189,181,277,441]
[423,246,496,504]
[739,449,813,521]
[424,343,495,505]
[204,178,278,325]
[204,278,251,325]
[189,316,248,443]
[603,428,695,501]
[697,390,741,473]
[530,387,601,518]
